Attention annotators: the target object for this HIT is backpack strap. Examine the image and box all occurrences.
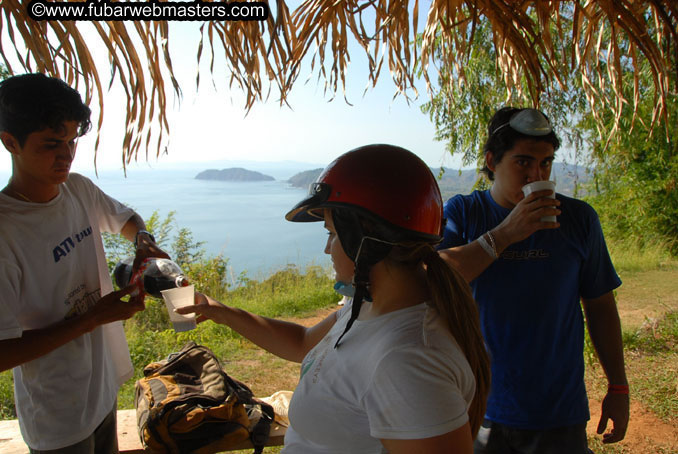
[249,401,275,454]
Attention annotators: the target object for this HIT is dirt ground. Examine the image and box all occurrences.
[599,268,678,453]
[587,398,678,453]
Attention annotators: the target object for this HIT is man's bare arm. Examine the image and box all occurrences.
[0,286,143,372]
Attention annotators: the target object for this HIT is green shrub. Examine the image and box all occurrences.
[227,264,336,318]
[0,370,14,419]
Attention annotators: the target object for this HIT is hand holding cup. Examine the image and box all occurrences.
[161,285,197,332]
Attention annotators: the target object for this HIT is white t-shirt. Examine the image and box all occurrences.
[0,173,135,450]
[282,299,476,453]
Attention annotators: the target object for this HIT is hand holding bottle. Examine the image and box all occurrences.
[133,230,170,270]
[114,257,190,298]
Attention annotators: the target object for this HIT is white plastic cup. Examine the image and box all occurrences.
[522,180,557,222]
[160,285,197,332]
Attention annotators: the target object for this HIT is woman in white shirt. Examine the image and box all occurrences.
[178,144,490,453]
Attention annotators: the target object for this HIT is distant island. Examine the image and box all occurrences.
[287,162,590,199]
[195,168,275,182]
[287,168,324,189]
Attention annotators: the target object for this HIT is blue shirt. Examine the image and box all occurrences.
[440,190,621,429]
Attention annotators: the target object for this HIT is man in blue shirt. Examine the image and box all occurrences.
[438,107,629,453]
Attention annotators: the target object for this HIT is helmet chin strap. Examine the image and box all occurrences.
[333,236,395,348]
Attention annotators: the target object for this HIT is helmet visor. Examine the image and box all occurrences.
[285,182,331,222]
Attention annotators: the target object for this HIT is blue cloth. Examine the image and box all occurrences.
[439,190,621,430]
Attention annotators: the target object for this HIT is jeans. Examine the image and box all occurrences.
[29,404,118,454]
[474,419,594,454]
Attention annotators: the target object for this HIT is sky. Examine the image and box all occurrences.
[0,20,466,175]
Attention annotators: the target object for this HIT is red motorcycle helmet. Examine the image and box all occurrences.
[285,144,443,243]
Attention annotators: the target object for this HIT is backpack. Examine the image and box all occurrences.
[134,341,274,454]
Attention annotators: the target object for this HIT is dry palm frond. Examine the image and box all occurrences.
[286,0,675,139]
[0,0,180,170]
[0,0,675,165]
[197,0,295,109]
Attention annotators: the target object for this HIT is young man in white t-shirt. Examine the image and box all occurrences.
[0,73,170,453]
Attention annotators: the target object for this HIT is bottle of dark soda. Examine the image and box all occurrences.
[114,257,189,298]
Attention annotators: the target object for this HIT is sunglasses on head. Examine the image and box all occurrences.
[491,108,553,137]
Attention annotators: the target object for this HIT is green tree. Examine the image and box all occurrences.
[422,14,587,169]
[582,57,678,252]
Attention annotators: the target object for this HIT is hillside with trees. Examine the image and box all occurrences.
[287,163,589,200]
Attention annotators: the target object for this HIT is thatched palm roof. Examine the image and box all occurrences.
[1,0,676,165]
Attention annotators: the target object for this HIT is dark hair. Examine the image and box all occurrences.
[481,107,561,180]
[0,73,91,145]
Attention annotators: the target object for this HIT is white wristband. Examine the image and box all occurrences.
[477,235,497,259]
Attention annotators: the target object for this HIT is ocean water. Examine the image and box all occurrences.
[0,167,331,279]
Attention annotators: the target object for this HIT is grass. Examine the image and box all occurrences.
[585,313,678,453]
[587,438,677,454]
[586,310,678,418]
[606,236,676,274]
[583,239,677,453]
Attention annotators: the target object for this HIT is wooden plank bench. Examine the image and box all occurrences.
[0,410,287,454]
